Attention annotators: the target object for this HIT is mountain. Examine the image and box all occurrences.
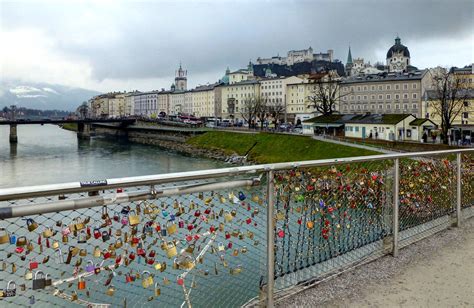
[0,80,101,111]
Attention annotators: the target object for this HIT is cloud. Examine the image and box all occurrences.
[1,0,473,93]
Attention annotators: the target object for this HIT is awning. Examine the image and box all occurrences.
[310,123,344,128]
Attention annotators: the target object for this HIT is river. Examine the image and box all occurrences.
[0,124,223,188]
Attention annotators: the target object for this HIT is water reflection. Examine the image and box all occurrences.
[0,124,223,188]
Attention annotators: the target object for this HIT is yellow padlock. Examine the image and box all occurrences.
[93,246,101,258]
[224,211,233,223]
[141,271,153,288]
[154,262,162,271]
[106,285,115,296]
[42,227,53,238]
[128,210,140,226]
[154,282,161,296]
[52,241,60,250]
[165,242,177,259]
[166,222,177,235]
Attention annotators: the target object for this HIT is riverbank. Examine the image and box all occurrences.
[186,131,379,163]
[60,123,78,131]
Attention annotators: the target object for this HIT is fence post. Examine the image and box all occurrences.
[392,158,399,257]
[266,170,275,308]
[456,153,462,227]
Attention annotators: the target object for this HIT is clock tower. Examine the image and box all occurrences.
[386,36,410,73]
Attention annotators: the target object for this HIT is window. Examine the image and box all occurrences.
[463,112,469,119]
[412,93,417,99]
[378,85,383,90]
[386,94,391,100]
[464,101,470,107]
[378,94,383,100]
[371,95,375,100]
[357,95,361,100]
[395,84,400,90]
[395,104,400,109]
[387,104,391,109]
[403,93,408,99]
[403,104,408,110]
[371,86,375,91]
[357,86,361,91]
[412,84,417,89]
[364,95,368,100]
[364,86,368,91]
[378,104,383,109]
[386,85,391,90]
[403,84,408,90]
[412,103,417,109]
[355,127,359,132]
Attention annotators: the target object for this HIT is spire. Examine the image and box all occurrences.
[395,35,401,45]
[346,46,353,65]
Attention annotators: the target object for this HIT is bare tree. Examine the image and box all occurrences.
[428,67,469,144]
[266,99,285,123]
[307,71,350,115]
[240,98,259,128]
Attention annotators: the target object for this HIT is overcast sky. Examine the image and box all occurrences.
[1,0,473,93]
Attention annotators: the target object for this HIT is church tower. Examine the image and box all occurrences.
[346,46,353,76]
[175,63,187,91]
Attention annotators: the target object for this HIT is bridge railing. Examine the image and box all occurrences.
[0,149,472,307]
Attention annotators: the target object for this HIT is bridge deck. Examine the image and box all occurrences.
[277,217,474,307]
[0,119,135,125]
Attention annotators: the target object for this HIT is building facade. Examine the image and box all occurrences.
[340,70,432,118]
[256,47,333,65]
[220,80,260,120]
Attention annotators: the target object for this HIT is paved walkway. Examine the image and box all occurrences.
[277,217,474,308]
[312,135,398,154]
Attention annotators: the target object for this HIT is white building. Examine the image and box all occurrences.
[256,47,333,66]
[132,91,160,117]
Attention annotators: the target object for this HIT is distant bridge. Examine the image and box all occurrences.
[1,118,136,143]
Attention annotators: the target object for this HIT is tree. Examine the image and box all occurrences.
[77,102,89,119]
[428,67,469,144]
[240,98,259,128]
[266,99,285,124]
[307,71,350,115]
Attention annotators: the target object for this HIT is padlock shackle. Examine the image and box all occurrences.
[7,280,16,290]
[34,270,44,279]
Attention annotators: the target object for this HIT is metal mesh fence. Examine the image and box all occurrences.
[0,177,268,308]
[0,149,473,307]
[271,160,393,285]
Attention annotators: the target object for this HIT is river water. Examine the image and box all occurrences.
[0,124,223,188]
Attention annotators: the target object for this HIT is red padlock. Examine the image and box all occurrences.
[194,210,201,217]
[46,238,50,248]
[125,274,133,283]
[155,224,161,232]
[86,226,91,236]
[227,242,233,249]
[129,252,136,260]
[177,276,184,285]
[103,251,111,259]
[246,218,252,224]
[137,248,145,257]
[78,277,86,290]
[29,259,39,270]
[185,234,193,242]
[15,247,24,253]
[37,235,42,245]
[115,255,122,264]
[187,224,194,231]
[131,237,140,244]
[147,258,154,265]
[204,208,211,215]
[193,234,200,241]
[93,229,101,239]
[117,188,123,193]
[225,232,230,240]
[148,250,156,258]
[209,225,216,233]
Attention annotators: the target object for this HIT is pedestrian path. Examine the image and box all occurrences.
[312,135,398,154]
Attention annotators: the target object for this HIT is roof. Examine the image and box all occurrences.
[424,89,474,100]
[229,68,250,74]
[386,37,410,58]
[304,113,413,125]
[341,70,426,84]
[225,79,259,86]
[409,118,437,126]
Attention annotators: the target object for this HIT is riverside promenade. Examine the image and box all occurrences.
[278,218,474,307]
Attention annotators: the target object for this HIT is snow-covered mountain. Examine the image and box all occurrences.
[0,80,101,111]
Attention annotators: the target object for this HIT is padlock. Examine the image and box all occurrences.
[72,217,85,231]
[29,258,39,270]
[141,271,153,288]
[42,226,53,238]
[179,256,195,270]
[94,263,101,274]
[224,211,233,222]
[71,291,78,301]
[218,242,225,251]
[106,285,115,296]
[27,241,34,251]
[29,295,35,305]
[26,218,39,232]
[25,269,33,280]
[32,270,46,290]
[128,210,140,226]
[52,240,60,249]
[154,262,162,270]
[154,282,161,296]
[0,228,10,244]
[93,246,101,258]
[1,281,16,297]
[16,236,27,247]
[161,228,167,237]
[79,249,87,257]
[78,277,86,290]
[115,238,123,249]
[173,258,179,270]
[101,206,109,220]
[93,228,101,239]
[44,273,52,287]
[186,244,195,254]
[166,221,177,235]
[102,231,110,242]
[165,242,177,258]
[233,249,239,256]
[62,226,71,236]
[11,263,16,274]
[85,260,94,272]
[78,231,87,244]
[55,248,64,264]
[230,266,242,275]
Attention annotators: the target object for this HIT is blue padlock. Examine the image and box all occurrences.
[162,210,169,217]
[161,228,167,237]
[238,191,246,201]
[30,295,35,304]
[169,214,176,221]
[9,234,17,245]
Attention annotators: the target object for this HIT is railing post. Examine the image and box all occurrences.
[266,170,275,308]
[456,153,462,227]
[392,158,399,257]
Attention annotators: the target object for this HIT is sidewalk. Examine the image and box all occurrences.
[277,217,474,308]
[312,135,398,154]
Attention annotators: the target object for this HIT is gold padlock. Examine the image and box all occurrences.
[106,285,115,296]
[154,262,162,271]
[62,234,68,243]
[25,269,33,280]
[154,282,161,296]
[224,211,233,222]
[27,241,34,252]
[165,242,177,259]
[0,228,10,244]
[71,291,78,301]
[79,249,87,257]
[128,210,140,226]
[115,239,123,249]
[42,227,53,238]
[141,271,153,288]
[93,246,101,258]
[52,241,60,250]
[179,256,195,270]
[166,222,177,235]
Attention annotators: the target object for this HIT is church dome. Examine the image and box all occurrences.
[386,36,410,59]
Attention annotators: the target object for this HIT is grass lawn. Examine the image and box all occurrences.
[187,131,380,164]
[61,123,78,131]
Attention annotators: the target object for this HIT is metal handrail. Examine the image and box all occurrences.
[1,148,472,201]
